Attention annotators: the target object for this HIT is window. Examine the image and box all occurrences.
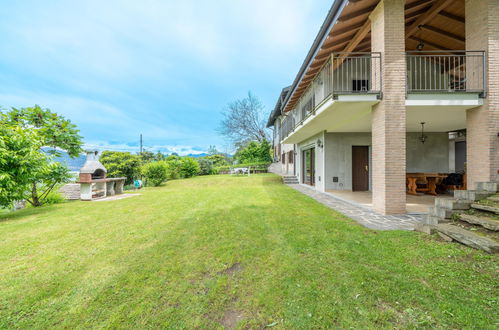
[288,151,294,164]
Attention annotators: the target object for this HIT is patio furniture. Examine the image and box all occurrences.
[230,167,250,176]
[407,173,448,196]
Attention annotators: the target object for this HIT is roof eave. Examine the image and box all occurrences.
[281,0,349,112]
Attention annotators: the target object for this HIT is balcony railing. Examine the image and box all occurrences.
[280,114,295,141]
[279,52,382,142]
[331,52,382,95]
[406,51,485,95]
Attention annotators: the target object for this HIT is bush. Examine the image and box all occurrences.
[165,157,182,180]
[180,157,200,178]
[100,151,141,185]
[197,159,214,175]
[234,140,272,164]
[41,190,65,205]
[142,161,168,186]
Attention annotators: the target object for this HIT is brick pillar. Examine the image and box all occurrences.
[466,0,499,187]
[370,0,407,214]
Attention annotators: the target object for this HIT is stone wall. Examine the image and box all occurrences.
[59,183,81,200]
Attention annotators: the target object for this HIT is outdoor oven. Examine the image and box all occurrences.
[78,151,126,200]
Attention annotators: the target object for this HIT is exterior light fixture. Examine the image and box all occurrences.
[417,40,425,51]
[419,122,428,144]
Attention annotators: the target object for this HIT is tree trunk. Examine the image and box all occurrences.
[31,182,41,207]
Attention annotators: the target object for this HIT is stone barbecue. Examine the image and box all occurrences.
[78,151,126,201]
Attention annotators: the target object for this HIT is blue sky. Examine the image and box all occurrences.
[0,0,331,155]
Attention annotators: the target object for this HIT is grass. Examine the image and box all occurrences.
[0,174,497,328]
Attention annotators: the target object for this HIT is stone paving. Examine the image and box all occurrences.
[288,184,425,231]
[92,193,141,202]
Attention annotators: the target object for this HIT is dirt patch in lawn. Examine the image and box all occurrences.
[217,262,243,276]
[220,309,245,329]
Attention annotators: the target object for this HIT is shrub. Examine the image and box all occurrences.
[142,161,168,186]
[234,140,272,164]
[180,157,200,178]
[43,190,66,205]
[197,158,214,175]
[100,151,141,185]
[165,157,182,180]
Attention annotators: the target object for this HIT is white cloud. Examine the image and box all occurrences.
[83,141,208,156]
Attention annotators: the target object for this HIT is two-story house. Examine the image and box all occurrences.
[267,87,296,176]
[268,0,498,215]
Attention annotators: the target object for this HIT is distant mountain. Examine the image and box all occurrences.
[41,147,86,172]
[186,153,233,158]
[186,153,208,158]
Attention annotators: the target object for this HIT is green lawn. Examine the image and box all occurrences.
[0,174,497,328]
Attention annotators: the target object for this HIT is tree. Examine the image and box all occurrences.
[218,92,270,148]
[100,151,141,185]
[28,161,72,207]
[142,161,168,186]
[205,154,228,167]
[0,124,45,207]
[164,155,182,180]
[138,151,155,164]
[234,140,272,164]
[197,158,214,175]
[180,157,200,178]
[0,106,82,208]
[3,105,82,157]
[154,151,166,161]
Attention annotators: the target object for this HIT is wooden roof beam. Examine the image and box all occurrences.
[405,0,435,12]
[406,0,455,38]
[420,24,465,43]
[405,7,432,21]
[333,19,372,70]
[330,21,365,38]
[408,36,451,51]
[338,5,377,22]
[438,11,465,24]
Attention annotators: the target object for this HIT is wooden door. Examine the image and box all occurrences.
[352,146,369,191]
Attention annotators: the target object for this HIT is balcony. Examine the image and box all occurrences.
[279,50,486,144]
[280,52,382,143]
[406,51,486,96]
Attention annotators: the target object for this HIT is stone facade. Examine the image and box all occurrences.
[370,0,407,214]
[465,0,499,188]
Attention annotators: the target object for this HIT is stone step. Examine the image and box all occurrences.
[283,176,299,184]
[476,182,499,193]
[453,190,492,201]
[434,197,472,210]
[436,223,499,254]
[471,203,499,214]
[428,206,456,220]
[488,196,499,202]
[457,213,499,231]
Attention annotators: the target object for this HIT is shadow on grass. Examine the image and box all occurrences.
[0,204,57,223]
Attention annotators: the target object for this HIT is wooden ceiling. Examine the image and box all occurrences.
[283,0,466,112]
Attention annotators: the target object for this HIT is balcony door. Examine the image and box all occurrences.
[302,148,315,186]
[352,146,369,191]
